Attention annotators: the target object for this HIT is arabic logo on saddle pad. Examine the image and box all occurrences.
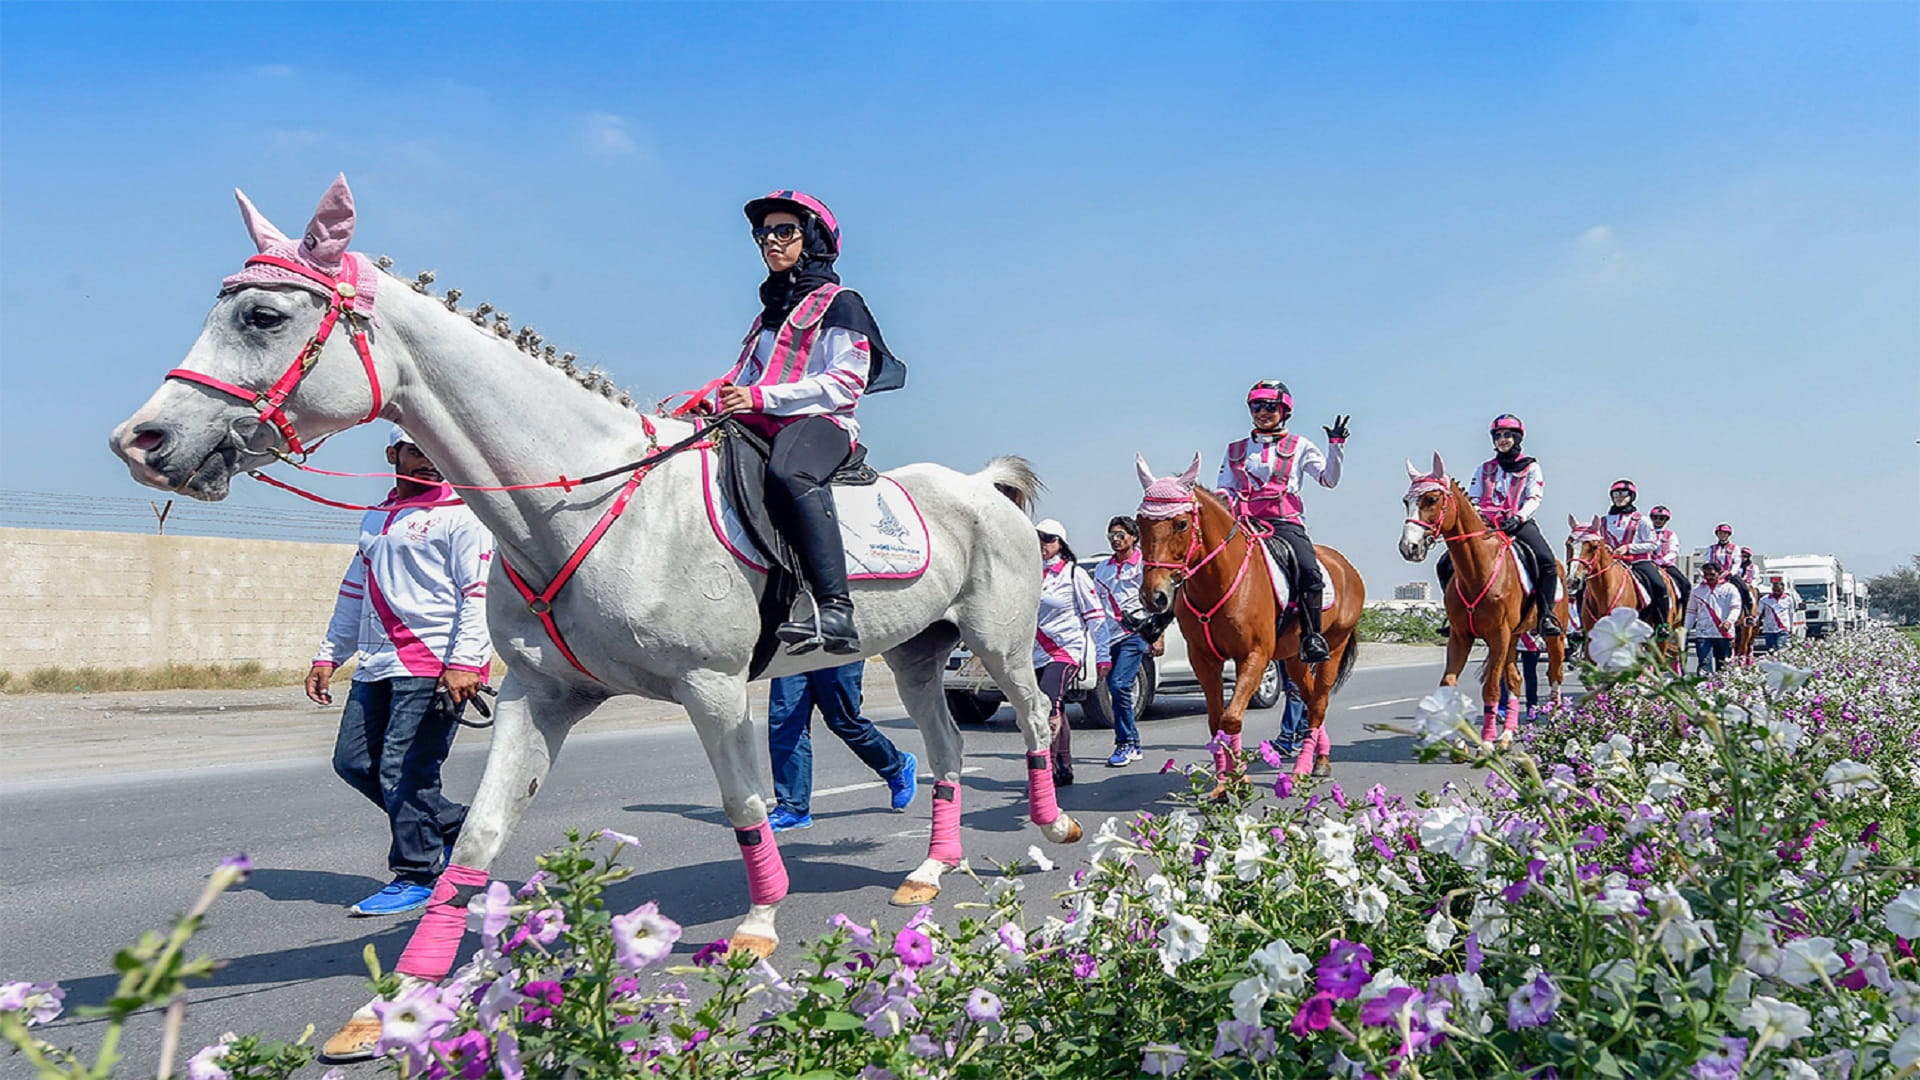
[874,494,910,540]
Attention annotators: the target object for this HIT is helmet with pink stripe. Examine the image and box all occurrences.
[744,190,841,254]
[1490,414,1525,436]
[1247,380,1292,412]
[1610,478,1638,496]
[1716,522,1733,534]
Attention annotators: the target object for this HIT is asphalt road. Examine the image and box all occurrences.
[1,655,1489,1074]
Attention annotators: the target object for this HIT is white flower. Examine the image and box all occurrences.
[1778,936,1842,987]
[1468,897,1509,946]
[1026,845,1054,872]
[1759,659,1813,693]
[1764,714,1806,753]
[1589,733,1635,778]
[611,901,681,970]
[1232,834,1268,882]
[185,1044,230,1080]
[1644,762,1689,802]
[1741,929,1784,977]
[1313,818,1357,868]
[1884,888,1920,939]
[1740,995,1813,1050]
[1412,685,1474,746]
[1143,874,1186,917]
[1594,886,1642,915]
[1324,863,1361,889]
[1418,806,1489,870]
[1348,884,1388,926]
[1357,967,1410,1001]
[1248,939,1311,997]
[1088,816,1136,867]
[1229,975,1272,1026]
[1891,1022,1920,1070]
[1586,607,1653,671]
[1157,912,1211,975]
[1424,911,1456,952]
[1376,866,1413,896]
[1589,960,1636,1005]
[1163,809,1201,847]
[1776,1059,1819,1080]
[1822,760,1884,799]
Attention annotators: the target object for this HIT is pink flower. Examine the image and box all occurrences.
[893,925,935,969]
[525,906,567,947]
[1160,758,1178,774]
[1291,992,1335,1036]
[430,1030,493,1079]
[830,913,877,950]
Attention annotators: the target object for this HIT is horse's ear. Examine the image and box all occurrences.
[297,173,356,272]
[1405,458,1423,481]
[1567,514,1580,533]
[1430,451,1446,480]
[1176,452,1202,487]
[234,188,290,253]
[1135,453,1156,491]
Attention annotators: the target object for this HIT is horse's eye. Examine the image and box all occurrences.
[1173,519,1189,533]
[246,306,288,330]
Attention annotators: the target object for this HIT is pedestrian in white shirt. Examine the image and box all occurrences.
[306,428,495,916]
[1032,520,1111,787]
[1088,516,1164,768]
[1758,579,1796,653]
[1686,562,1741,676]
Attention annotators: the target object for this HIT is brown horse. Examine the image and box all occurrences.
[1563,515,1685,675]
[1134,454,1365,786]
[1397,454,1567,749]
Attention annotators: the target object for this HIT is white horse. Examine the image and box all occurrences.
[109,175,1080,1059]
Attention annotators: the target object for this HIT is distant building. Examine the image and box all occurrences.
[1394,581,1432,601]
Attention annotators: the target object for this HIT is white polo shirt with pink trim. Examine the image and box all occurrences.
[1033,557,1112,668]
[314,484,495,683]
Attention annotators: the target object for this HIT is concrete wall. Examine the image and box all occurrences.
[0,527,354,672]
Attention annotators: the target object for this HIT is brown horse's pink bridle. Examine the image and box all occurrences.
[1406,475,1515,638]
[1568,530,1635,625]
[1142,498,1258,660]
[166,254,382,462]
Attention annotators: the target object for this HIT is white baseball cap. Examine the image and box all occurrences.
[388,425,415,448]
[1035,518,1068,543]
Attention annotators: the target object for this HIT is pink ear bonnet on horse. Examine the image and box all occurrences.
[221,173,377,316]
[1135,453,1203,519]
[744,190,840,252]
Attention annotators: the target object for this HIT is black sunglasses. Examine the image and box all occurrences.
[752,222,803,244]
[1249,402,1283,414]
[1038,533,1060,544]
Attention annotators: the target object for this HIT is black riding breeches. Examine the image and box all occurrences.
[1265,521,1323,596]
[767,417,851,509]
[1510,520,1557,586]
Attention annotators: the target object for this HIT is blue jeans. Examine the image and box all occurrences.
[1764,631,1788,652]
[332,676,468,885]
[1276,667,1310,751]
[1695,637,1731,675]
[768,662,906,816]
[1107,634,1151,747]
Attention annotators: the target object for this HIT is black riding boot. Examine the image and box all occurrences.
[1534,561,1564,637]
[1297,591,1331,663]
[775,487,861,656]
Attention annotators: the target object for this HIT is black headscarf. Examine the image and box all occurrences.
[753,210,905,393]
[1494,436,1535,475]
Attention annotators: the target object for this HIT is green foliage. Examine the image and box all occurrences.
[1357,605,1448,645]
[1867,555,1920,625]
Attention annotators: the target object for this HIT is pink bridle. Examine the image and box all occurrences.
[1140,495,1257,660]
[166,254,382,462]
[1567,530,1634,625]
[1405,475,1513,637]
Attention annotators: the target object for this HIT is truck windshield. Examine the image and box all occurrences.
[1795,584,1829,604]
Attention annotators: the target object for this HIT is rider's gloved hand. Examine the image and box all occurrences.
[1499,516,1525,536]
[1324,415,1351,443]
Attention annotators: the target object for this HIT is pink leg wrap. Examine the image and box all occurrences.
[395,863,489,980]
[1316,725,1332,757]
[1211,741,1233,775]
[1025,752,1061,825]
[1481,706,1499,742]
[736,822,789,907]
[1227,732,1244,765]
[928,781,963,866]
[1504,696,1522,734]
[1293,737,1315,777]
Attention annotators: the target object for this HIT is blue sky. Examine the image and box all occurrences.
[3,3,1915,590]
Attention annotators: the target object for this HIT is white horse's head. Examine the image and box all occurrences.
[1133,451,1203,615]
[1399,451,1448,562]
[109,175,391,499]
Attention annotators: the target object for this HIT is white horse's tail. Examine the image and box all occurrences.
[979,455,1043,512]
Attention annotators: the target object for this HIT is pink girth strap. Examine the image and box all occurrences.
[736,822,789,906]
[395,862,489,980]
[929,781,963,866]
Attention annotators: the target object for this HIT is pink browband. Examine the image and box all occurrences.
[167,254,382,460]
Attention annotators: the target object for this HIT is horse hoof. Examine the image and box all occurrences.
[727,932,778,960]
[1497,734,1514,752]
[1312,757,1332,778]
[320,1017,382,1063]
[1041,814,1083,844]
[891,880,940,906]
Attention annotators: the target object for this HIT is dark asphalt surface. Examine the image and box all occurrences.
[1,657,1489,1074]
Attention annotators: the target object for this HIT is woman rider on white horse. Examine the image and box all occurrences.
[706,191,903,656]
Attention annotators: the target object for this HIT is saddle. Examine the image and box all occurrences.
[713,418,878,677]
[1659,564,1692,611]
[1258,533,1311,610]
[1436,542,1541,594]
[1625,560,1671,626]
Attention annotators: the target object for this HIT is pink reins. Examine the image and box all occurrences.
[1406,477,1515,639]
[1143,502,1258,661]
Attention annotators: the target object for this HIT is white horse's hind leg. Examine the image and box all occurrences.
[884,624,966,906]
[676,667,786,958]
[962,624,1083,846]
[323,671,598,1062]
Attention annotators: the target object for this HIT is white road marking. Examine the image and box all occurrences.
[815,765,982,799]
[1347,696,1420,711]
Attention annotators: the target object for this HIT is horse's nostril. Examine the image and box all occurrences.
[132,430,165,452]
[129,424,173,457]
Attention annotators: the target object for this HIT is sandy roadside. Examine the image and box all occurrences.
[0,644,1447,788]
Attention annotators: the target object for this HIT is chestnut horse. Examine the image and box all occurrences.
[1563,516,1685,675]
[1134,454,1364,784]
[1397,454,1567,749]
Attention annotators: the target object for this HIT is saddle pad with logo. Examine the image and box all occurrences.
[702,452,930,580]
[1256,541,1336,612]
[1508,548,1571,603]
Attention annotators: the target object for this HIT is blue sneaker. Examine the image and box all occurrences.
[349,880,434,917]
[886,751,919,811]
[767,806,813,832]
[1106,743,1142,768]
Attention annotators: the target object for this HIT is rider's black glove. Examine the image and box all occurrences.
[1323,415,1352,442]
[1499,516,1525,536]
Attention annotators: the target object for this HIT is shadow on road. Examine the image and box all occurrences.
[238,867,384,906]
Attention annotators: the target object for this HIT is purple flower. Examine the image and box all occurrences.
[598,828,640,848]
[611,902,681,970]
[906,1032,947,1059]
[469,881,513,951]
[1464,933,1484,974]
[894,925,935,969]
[1691,1036,1746,1080]
[830,913,877,950]
[1290,992,1336,1036]
[1072,952,1099,979]
[1315,939,1373,999]
[1141,1043,1188,1075]
[1160,758,1179,774]
[996,922,1027,954]
[691,939,730,967]
[515,870,549,897]
[185,1044,230,1080]
[1274,775,1294,799]
[965,987,1003,1022]
[0,982,64,1026]
[1330,783,1349,809]
[520,980,564,1007]
[1359,986,1422,1027]
[1506,972,1560,1030]
[524,907,567,947]
[1502,858,1547,903]
[1258,741,1284,768]
[432,1030,493,1079]
[372,990,455,1067]
[216,853,252,881]
[1211,1018,1276,1061]
[495,1029,523,1080]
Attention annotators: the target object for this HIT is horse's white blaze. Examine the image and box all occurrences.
[1398,496,1431,561]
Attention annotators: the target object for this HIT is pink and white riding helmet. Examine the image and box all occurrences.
[744,190,841,253]
[1490,414,1525,436]
[1247,380,1292,412]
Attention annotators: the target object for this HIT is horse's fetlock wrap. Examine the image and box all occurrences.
[735,823,790,906]
[929,781,963,865]
[395,863,489,980]
[1025,753,1061,826]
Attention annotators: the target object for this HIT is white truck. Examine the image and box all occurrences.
[1763,555,1845,638]
[1840,573,1860,633]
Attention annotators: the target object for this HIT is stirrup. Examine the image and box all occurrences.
[776,592,826,656]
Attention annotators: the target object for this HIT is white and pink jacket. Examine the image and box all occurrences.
[1759,593,1796,633]
[314,484,495,682]
[1652,528,1680,568]
[1705,541,1740,575]
[1092,549,1146,641]
[1466,458,1544,526]
[1033,556,1111,669]
[720,284,869,445]
[1601,510,1657,561]
[1215,430,1342,524]
[1686,581,1742,640]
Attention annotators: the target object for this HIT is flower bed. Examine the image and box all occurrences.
[10,625,1920,1078]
